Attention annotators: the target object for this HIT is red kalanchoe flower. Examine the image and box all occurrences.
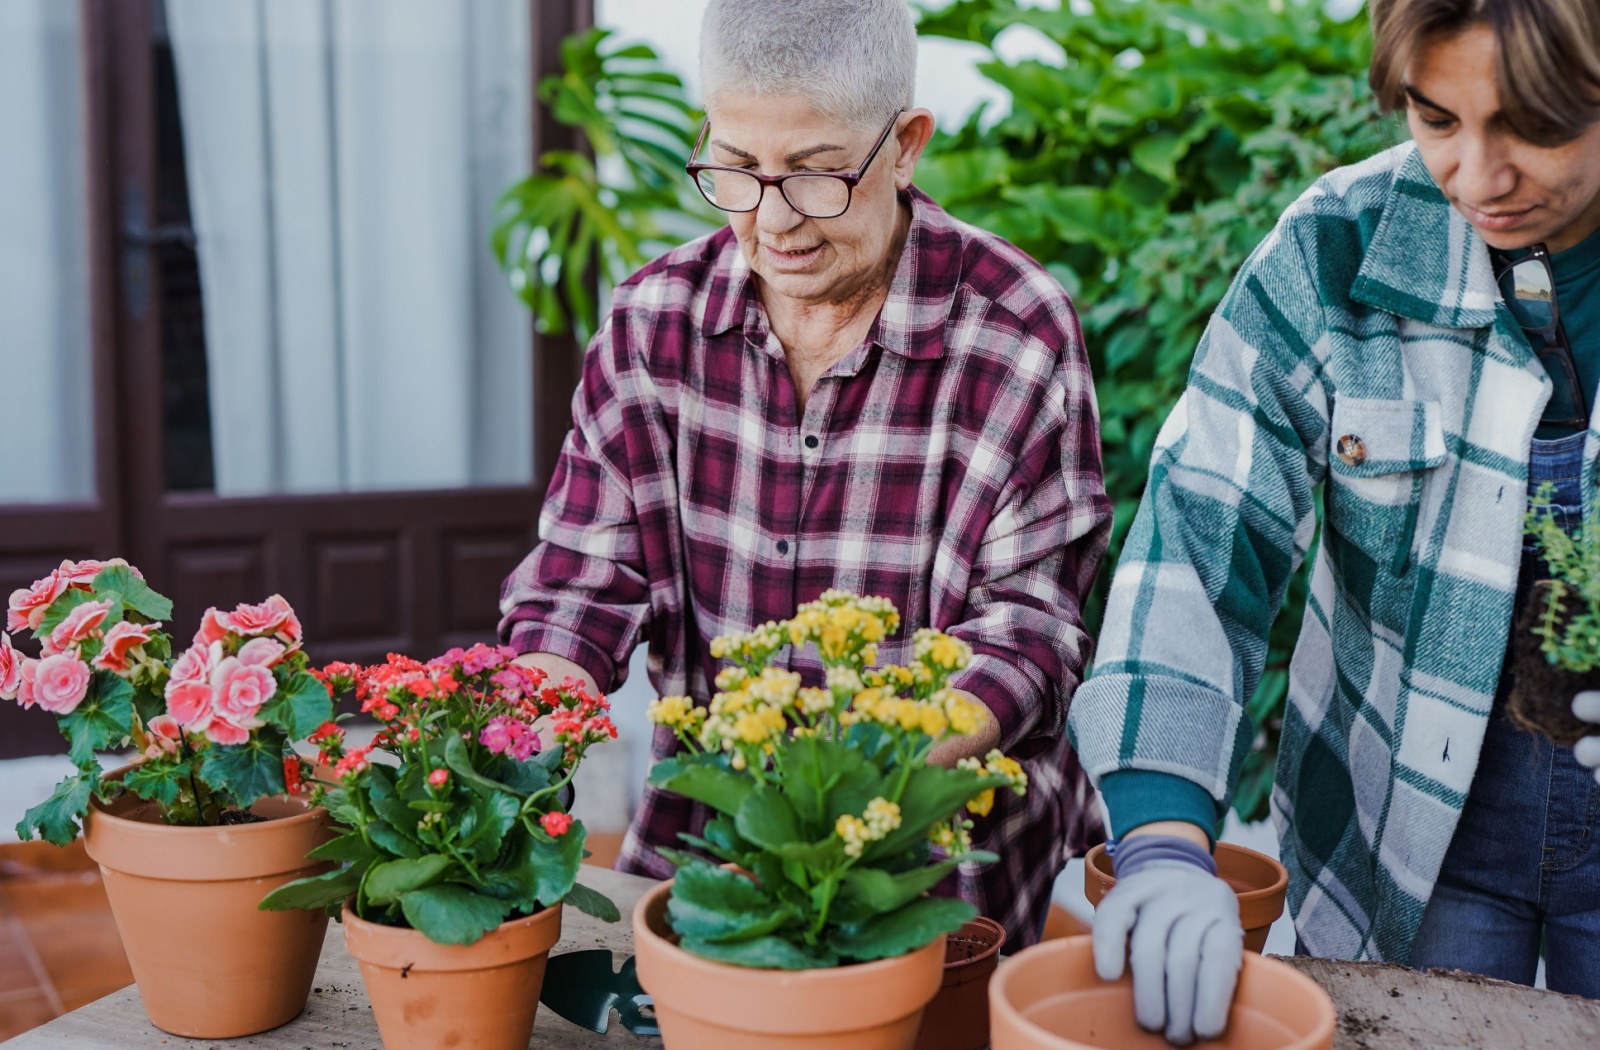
[540,811,573,837]
[283,754,303,796]
[334,745,373,779]
[427,768,449,789]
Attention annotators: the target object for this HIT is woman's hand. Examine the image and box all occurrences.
[1093,829,1243,1046]
[1574,692,1600,786]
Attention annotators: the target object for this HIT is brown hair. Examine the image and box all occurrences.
[1369,0,1600,145]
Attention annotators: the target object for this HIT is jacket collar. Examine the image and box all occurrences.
[1351,144,1502,331]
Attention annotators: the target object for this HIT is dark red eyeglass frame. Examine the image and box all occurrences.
[684,109,904,219]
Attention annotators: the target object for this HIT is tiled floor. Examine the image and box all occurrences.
[0,839,133,1043]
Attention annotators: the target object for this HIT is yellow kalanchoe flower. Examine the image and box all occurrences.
[966,788,996,817]
[797,687,832,716]
[836,796,901,858]
[647,695,698,728]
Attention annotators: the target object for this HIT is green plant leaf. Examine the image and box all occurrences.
[61,673,135,765]
[16,768,98,845]
[257,671,334,741]
[198,729,288,808]
[123,761,187,808]
[647,755,753,816]
[838,859,963,915]
[259,865,362,913]
[398,885,512,946]
[366,821,423,859]
[734,786,804,851]
[561,881,621,923]
[92,565,173,621]
[830,896,977,963]
[862,766,996,862]
[680,936,835,970]
[459,791,522,864]
[444,735,521,797]
[664,862,781,943]
[364,855,455,904]
[307,833,380,865]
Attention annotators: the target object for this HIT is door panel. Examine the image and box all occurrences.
[0,0,590,759]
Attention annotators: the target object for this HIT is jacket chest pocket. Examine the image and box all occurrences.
[1325,397,1447,577]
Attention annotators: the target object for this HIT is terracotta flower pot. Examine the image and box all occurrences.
[913,915,1006,1050]
[1084,842,1288,953]
[81,776,336,1038]
[343,901,563,1050]
[633,877,947,1050]
[990,935,1335,1050]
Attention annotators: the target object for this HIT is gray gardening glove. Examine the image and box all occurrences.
[1092,835,1244,1046]
[1575,692,1600,786]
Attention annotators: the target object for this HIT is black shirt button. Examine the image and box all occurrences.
[777,539,790,555]
[804,435,819,449]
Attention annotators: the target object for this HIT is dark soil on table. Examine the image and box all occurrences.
[1506,582,1598,747]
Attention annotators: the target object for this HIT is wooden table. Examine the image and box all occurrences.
[6,866,1597,1049]
[4,866,662,1049]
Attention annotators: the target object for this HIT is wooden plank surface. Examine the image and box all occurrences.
[1282,957,1600,1049]
[3,866,661,1049]
[10,866,1600,1049]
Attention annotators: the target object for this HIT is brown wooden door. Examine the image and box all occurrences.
[0,0,591,757]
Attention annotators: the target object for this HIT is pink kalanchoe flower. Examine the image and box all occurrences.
[166,640,220,729]
[0,633,21,701]
[48,600,113,655]
[92,621,160,675]
[34,652,92,715]
[8,572,69,633]
[142,714,182,758]
[540,811,573,837]
[427,768,449,789]
[211,656,275,730]
[237,637,286,669]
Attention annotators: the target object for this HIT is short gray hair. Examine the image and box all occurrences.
[699,0,917,131]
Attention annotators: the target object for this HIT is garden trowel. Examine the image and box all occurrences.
[539,949,661,1037]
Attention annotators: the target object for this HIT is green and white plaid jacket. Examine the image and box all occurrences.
[1070,142,1575,962]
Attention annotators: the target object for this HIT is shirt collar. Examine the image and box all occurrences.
[1350,143,1501,330]
[700,187,964,360]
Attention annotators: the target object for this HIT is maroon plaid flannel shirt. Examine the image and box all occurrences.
[500,188,1111,947]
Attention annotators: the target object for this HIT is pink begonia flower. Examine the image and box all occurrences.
[34,652,92,715]
[8,572,68,633]
[237,637,286,669]
[48,600,113,655]
[166,640,220,729]
[57,558,142,589]
[211,656,274,730]
[204,717,251,746]
[196,595,303,647]
[142,714,182,758]
[16,660,38,709]
[93,621,160,675]
[0,633,21,700]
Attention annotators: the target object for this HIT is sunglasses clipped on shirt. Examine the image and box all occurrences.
[1495,244,1589,431]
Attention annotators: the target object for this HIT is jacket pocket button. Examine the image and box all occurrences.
[1336,434,1367,466]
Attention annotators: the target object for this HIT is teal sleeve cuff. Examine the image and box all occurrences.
[1099,770,1219,848]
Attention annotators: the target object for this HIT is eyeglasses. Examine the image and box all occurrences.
[1495,245,1588,430]
[685,110,903,220]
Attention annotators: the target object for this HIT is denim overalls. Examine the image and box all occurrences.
[1407,432,1600,995]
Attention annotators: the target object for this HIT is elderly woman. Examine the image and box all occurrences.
[499,0,1111,947]
[1073,0,1600,1042]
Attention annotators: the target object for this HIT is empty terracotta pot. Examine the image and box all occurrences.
[990,935,1335,1050]
[913,915,1006,1050]
[343,901,562,1050]
[633,877,946,1050]
[1084,842,1288,952]
[82,775,335,1038]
